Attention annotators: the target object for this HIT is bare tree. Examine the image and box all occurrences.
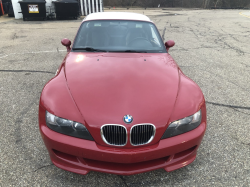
[213,0,221,8]
[203,0,211,8]
[130,0,137,7]
[103,0,249,8]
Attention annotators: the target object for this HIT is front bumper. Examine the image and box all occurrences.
[40,120,206,175]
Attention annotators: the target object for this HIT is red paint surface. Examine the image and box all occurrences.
[39,20,206,175]
[61,38,71,52]
[39,50,206,175]
[165,40,175,51]
[40,104,206,175]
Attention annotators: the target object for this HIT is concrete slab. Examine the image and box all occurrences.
[240,11,250,18]
[0,9,250,186]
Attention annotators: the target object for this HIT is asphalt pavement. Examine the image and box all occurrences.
[0,8,250,186]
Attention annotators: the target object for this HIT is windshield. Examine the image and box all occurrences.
[72,20,166,53]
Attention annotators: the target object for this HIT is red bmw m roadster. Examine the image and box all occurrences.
[39,12,206,175]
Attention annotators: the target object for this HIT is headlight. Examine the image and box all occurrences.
[46,111,94,141]
[161,110,202,139]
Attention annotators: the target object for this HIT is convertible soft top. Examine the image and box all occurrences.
[83,12,152,22]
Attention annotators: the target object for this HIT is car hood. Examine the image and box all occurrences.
[65,52,179,141]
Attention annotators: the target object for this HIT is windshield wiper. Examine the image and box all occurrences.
[72,47,108,52]
[113,50,147,53]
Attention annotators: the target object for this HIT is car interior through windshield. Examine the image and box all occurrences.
[73,20,166,53]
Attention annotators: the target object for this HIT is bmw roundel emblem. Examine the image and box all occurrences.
[123,115,133,124]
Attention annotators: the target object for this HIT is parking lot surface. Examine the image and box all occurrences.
[0,9,250,187]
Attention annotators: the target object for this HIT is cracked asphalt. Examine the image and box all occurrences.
[1,8,250,186]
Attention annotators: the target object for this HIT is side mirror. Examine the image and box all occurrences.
[165,40,175,51]
[61,38,71,52]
